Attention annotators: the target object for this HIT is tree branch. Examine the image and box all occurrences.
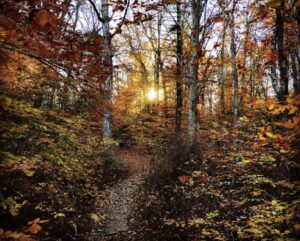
[87,0,104,23]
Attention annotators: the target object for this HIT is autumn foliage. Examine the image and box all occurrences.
[0,0,300,240]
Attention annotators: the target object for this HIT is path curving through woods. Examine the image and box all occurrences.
[86,148,150,241]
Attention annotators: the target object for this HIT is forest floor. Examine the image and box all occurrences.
[1,93,299,241]
[82,114,300,241]
[83,148,151,241]
[131,115,300,241]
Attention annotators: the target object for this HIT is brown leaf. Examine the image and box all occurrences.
[214,16,223,23]
[35,10,49,28]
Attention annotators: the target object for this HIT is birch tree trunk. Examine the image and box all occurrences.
[102,0,113,139]
[175,0,183,134]
[188,0,201,146]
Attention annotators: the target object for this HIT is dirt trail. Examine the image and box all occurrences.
[87,148,150,241]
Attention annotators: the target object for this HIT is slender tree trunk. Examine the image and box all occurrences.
[102,0,113,139]
[218,16,227,115]
[240,6,250,109]
[33,92,44,108]
[270,29,279,97]
[161,64,167,111]
[276,0,289,102]
[154,13,162,110]
[141,63,150,112]
[291,1,300,93]
[49,85,56,108]
[249,58,256,96]
[230,2,239,125]
[61,83,68,112]
[189,0,201,146]
[175,0,183,134]
[208,86,213,113]
[295,0,300,40]
[291,53,300,94]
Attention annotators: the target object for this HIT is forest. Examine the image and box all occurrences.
[0,0,299,240]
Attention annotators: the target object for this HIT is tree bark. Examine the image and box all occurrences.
[188,0,201,146]
[230,2,239,125]
[154,13,162,110]
[276,0,289,102]
[240,5,250,109]
[291,53,300,94]
[102,0,113,139]
[218,15,227,115]
[270,29,279,97]
[175,0,183,135]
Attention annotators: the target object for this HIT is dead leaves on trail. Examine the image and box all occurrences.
[178,171,209,187]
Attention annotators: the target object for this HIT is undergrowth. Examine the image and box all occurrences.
[0,92,119,240]
[134,112,300,241]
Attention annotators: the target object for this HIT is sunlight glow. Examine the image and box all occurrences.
[147,88,156,101]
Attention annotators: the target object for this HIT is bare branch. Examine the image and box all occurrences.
[87,0,104,23]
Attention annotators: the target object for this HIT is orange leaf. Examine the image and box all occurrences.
[26,223,41,234]
[178,175,191,184]
[35,10,49,28]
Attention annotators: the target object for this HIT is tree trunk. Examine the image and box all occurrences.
[218,15,227,115]
[276,0,289,102]
[249,58,256,96]
[230,2,239,125]
[102,0,113,139]
[154,13,162,110]
[141,63,150,112]
[291,53,300,94]
[240,5,250,109]
[188,0,201,146]
[175,0,183,135]
[33,93,43,108]
[270,29,279,97]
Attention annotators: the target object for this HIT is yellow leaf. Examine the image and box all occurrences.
[54,212,65,219]
[288,106,297,114]
[252,190,261,196]
[90,213,100,222]
[245,228,263,237]
[265,131,275,138]
[271,199,278,206]
[268,104,275,110]
[279,149,289,154]
[239,159,251,165]
[253,219,265,224]
[24,170,35,177]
